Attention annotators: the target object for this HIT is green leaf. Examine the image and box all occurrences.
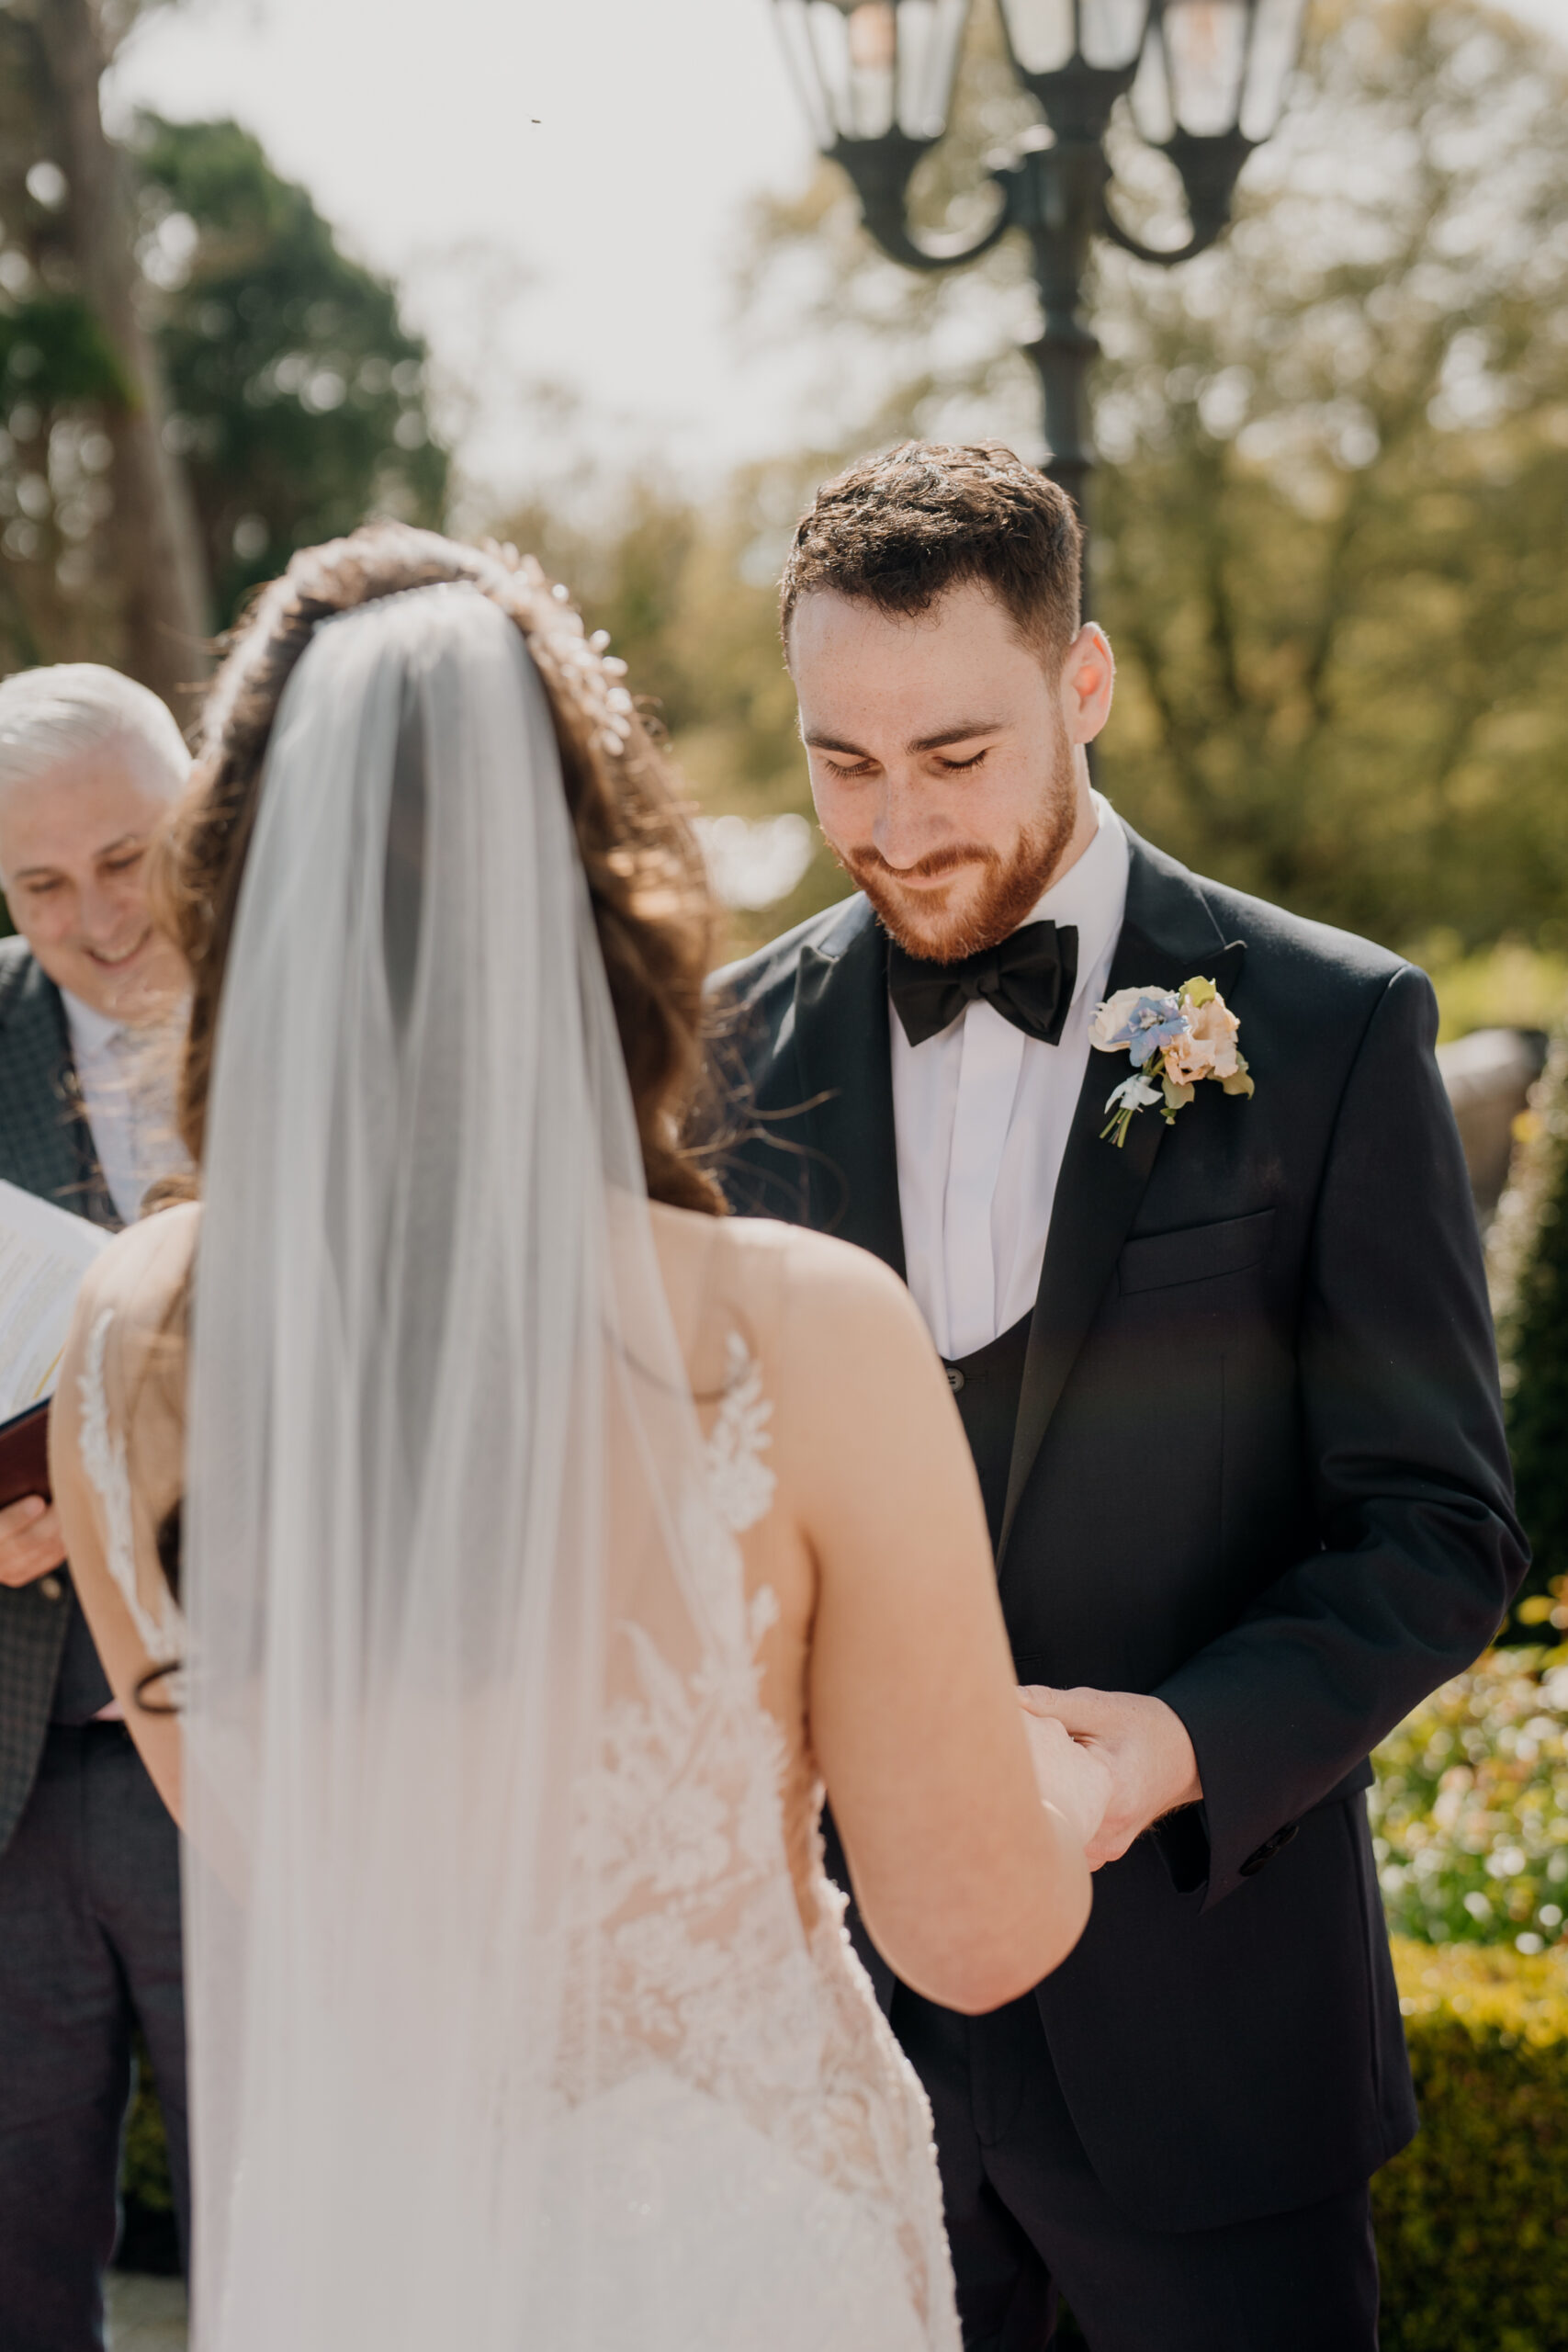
[0,297,131,408]
[1180,976,1217,1008]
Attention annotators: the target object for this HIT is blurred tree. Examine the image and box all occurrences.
[0,50,446,690]
[139,115,448,628]
[0,0,210,703]
[716,0,1568,960]
[490,469,833,953]
[1088,0,1568,953]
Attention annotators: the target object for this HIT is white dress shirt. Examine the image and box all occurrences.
[892,793,1131,1362]
[62,991,187,1226]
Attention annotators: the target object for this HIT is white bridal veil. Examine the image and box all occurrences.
[180,581,822,2347]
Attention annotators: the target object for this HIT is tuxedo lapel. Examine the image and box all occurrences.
[793,897,906,1277]
[998,832,1245,1565]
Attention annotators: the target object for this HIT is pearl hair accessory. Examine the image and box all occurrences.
[480,541,636,758]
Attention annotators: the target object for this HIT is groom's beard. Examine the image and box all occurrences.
[829,753,1079,967]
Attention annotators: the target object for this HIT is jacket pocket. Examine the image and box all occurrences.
[1117,1207,1276,1297]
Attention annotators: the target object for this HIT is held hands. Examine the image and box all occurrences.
[0,1494,66,1589]
[1017,1705,1113,1854]
[1018,1685,1201,1871]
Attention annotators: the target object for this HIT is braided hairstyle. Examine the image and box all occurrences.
[152,523,723,1215]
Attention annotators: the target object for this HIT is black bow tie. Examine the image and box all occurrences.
[888,921,1080,1050]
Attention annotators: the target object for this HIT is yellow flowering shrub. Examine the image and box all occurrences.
[1375,1939,1568,2350]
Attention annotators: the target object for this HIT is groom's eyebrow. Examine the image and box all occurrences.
[908,722,1004,752]
[801,722,1004,755]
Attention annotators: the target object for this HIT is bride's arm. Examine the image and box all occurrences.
[774,1231,1093,2013]
[49,1213,195,1826]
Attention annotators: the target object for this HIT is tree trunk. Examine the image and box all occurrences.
[34,0,211,714]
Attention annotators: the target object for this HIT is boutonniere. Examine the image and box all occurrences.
[1089,978,1253,1148]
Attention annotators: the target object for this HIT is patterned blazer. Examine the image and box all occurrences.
[0,934,118,1859]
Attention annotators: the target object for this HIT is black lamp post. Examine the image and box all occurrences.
[770,0,1306,523]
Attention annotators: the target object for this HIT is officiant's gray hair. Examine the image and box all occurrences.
[0,662,190,809]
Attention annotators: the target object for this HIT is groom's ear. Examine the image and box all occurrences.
[1059,625,1115,745]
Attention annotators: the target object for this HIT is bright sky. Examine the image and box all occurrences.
[109,0,813,504]
[109,0,1567,508]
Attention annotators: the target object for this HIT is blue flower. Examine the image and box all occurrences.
[1105,989,1190,1069]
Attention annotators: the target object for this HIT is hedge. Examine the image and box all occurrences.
[118,2037,180,2276]
[1377,1938,1568,2351]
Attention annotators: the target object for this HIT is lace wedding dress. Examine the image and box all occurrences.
[73,1289,958,2352]
[542,1330,958,2350]
[55,576,963,2351]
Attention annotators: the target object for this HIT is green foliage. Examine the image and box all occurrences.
[1089,0,1568,954]
[0,78,448,669]
[0,295,129,410]
[138,115,447,627]
[490,470,850,958]
[1490,1024,1568,1625]
[1421,940,1568,1047]
[1375,1939,1568,2352]
[1371,1637,1568,1951]
[120,2047,175,2217]
[117,2035,180,2277]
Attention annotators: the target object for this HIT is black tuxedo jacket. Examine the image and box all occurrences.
[713,826,1526,2231]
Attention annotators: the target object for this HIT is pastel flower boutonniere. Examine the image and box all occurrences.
[1089,977,1253,1148]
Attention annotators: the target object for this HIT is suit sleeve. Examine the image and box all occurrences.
[1154,963,1529,1909]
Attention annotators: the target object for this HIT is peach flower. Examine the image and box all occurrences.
[1164,991,1242,1086]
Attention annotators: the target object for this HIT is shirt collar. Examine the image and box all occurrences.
[61,989,126,1061]
[1021,790,1129,1002]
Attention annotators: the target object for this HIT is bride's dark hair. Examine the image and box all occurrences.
[152,523,724,1216]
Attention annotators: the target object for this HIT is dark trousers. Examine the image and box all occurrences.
[894,1984,1380,2352]
[0,1722,187,2352]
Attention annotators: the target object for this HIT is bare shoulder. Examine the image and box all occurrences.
[70,1201,200,1345]
[716,1215,923,1343]
[716,1222,942,1449]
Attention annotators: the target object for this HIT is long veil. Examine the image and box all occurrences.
[181,581,813,2346]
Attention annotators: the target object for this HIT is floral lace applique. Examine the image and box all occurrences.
[705,1329,776,1537]
[566,1334,958,2347]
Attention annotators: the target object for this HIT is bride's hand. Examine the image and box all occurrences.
[1016,1694,1113,1856]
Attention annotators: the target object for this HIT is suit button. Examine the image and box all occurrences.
[945,1365,965,1393]
[39,1576,63,1601]
[1239,1822,1300,1877]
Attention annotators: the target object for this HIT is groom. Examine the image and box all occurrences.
[713,442,1525,2350]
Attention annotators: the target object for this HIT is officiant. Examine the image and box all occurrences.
[0,664,191,2350]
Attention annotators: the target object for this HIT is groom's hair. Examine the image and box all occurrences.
[780,441,1081,669]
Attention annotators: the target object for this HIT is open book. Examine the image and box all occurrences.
[0,1178,110,1508]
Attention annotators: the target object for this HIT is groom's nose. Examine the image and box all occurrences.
[873,772,940,871]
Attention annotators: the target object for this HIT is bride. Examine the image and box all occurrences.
[48,527,1103,2350]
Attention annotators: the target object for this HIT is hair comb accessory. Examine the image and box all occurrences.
[479,541,635,757]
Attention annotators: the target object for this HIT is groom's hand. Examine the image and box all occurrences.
[1017,1686,1201,1871]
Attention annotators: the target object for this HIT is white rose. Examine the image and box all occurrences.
[1089,988,1146,1051]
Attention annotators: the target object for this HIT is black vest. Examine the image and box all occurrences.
[942,1309,1032,1556]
